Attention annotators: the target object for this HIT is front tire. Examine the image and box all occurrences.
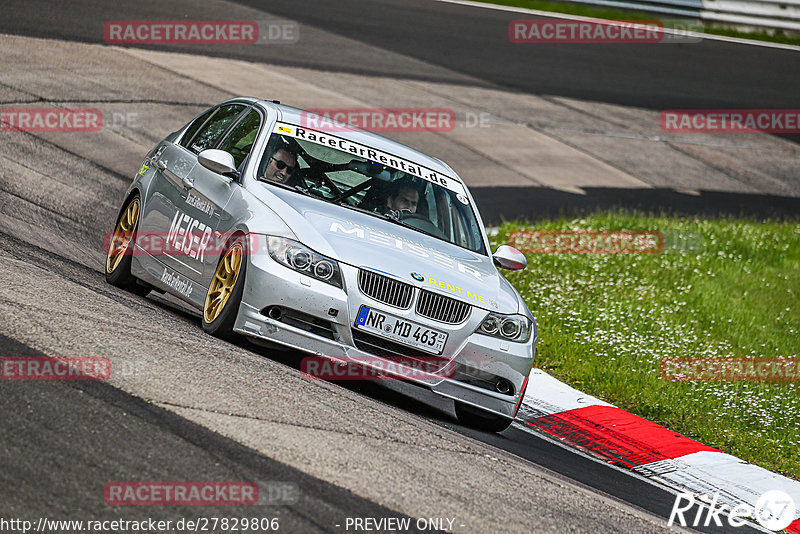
[105,195,150,297]
[455,401,513,433]
[202,239,246,339]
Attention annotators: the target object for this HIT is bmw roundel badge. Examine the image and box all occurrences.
[411,272,424,281]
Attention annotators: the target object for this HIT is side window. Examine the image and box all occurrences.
[187,104,246,155]
[216,110,262,168]
[179,107,216,150]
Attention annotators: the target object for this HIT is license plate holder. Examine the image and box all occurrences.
[354,306,447,354]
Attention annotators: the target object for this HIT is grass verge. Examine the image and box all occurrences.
[492,212,799,479]
[472,0,800,46]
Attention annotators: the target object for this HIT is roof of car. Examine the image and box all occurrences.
[231,97,462,182]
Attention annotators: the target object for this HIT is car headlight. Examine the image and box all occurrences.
[267,237,343,288]
[476,312,532,343]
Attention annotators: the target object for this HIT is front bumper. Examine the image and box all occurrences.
[234,242,535,420]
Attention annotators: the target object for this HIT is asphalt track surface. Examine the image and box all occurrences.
[0,333,428,533]
[0,1,793,533]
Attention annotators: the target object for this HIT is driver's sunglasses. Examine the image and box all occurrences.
[270,156,297,174]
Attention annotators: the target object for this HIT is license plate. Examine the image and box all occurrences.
[354,306,448,354]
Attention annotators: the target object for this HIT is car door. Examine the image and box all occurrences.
[184,107,264,286]
[142,103,248,284]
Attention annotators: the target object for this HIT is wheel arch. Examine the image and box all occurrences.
[114,187,143,225]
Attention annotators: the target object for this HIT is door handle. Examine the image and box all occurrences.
[182,176,194,190]
[156,159,167,171]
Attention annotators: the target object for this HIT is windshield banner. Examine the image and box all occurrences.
[272,121,466,195]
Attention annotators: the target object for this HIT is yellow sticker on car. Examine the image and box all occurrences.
[428,277,486,303]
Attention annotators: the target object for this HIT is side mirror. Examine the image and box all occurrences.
[198,149,238,177]
[493,245,527,270]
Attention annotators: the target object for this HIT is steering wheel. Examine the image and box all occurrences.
[398,212,447,239]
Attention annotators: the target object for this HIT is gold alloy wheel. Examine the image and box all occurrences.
[204,242,243,324]
[106,198,140,274]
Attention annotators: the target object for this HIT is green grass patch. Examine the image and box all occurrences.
[476,0,800,46]
[493,212,800,479]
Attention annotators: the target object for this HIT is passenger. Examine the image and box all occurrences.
[260,145,298,183]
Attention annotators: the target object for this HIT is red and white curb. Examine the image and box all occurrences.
[515,369,800,532]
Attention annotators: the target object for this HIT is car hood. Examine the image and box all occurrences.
[257,186,522,314]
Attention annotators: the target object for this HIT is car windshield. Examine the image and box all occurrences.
[256,125,486,255]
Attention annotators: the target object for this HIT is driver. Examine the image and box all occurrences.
[260,144,298,183]
[385,176,419,214]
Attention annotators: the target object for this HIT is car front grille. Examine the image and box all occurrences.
[416,290,471,324]
[358,269,414,309]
